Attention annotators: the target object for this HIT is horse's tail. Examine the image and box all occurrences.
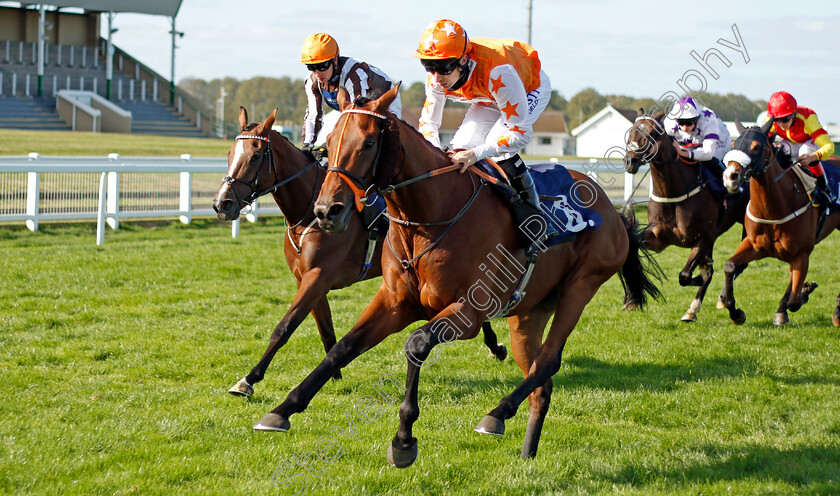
[618,205,664,310]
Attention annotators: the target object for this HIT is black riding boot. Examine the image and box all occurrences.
[498,155,558,254]
[810,174,832,208]
[703,158,726,181]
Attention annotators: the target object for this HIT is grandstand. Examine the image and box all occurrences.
[0,1,213,137]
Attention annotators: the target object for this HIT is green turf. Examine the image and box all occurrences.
[1,212,839,495]
[0,129,231,157]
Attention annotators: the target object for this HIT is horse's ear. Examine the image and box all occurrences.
[735,119,746,135]
[254,109,277,136]
[652,110,666,122]
[337,88,351,110]
[760,117,774,136]
[374,82,401,113]
[238,106,248,129]
[637,108,644,117]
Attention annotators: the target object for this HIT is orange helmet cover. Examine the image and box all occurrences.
[301,33,339,64]
[415,19,471,60]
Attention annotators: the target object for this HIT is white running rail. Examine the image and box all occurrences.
[0,155,649,245]
[0,153,281,245]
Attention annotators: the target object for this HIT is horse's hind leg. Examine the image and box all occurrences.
[476,280,598,459]
[501,310,553,458]
[481,321,507,361]
[230,274,332,397]
[774,282,792,325]
[311,295,342,380]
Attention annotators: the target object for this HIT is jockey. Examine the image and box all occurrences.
[414,19,556,252]
[300,33,401,153]
[663,96,731,181]
[765,91,835,208]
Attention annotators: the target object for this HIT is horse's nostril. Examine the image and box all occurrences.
[314,205,327,221]
[328,204,344,218]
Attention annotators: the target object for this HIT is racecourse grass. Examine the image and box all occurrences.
[2,211,840,495]
[0,129,231,157]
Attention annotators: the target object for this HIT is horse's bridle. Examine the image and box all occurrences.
[222,133,320,209]
[326,108,388,212]
[626,115,664,165]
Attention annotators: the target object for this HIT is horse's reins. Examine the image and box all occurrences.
[734,130,811,225]
[327,107,493,270]
[223,133,320,211]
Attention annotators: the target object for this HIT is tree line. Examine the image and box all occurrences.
[178,76,767,137]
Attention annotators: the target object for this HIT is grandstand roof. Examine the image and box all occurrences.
[29,1,183,17]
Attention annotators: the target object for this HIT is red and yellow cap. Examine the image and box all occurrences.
[768,91,797,118]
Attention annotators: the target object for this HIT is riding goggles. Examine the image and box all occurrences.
[676,118,699,127]
[306,60,333,72]
[775,114,794,123]
[420,58,460,75]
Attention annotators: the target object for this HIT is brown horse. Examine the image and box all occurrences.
[253,84,662,467]
[212,107,508,397]
[625,111,749,321]
[720,119,840,326]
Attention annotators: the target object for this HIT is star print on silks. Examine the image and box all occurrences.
[501,101,519,119]
[423,99,434,112]
[490,75,505,93]
[510,125,526,135]
[497,135,511,148]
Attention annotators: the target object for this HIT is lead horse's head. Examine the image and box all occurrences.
[722,118,775,193]
[314,83,402,232]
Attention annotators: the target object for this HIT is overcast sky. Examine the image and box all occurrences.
[102,0,840,124]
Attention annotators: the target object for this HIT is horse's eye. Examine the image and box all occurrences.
[363,139,375,149]
[250,152,261,162]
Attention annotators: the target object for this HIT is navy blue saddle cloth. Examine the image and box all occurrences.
[475,160,602,247]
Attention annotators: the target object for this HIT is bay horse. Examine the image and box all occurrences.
[625,110,749,322]
[720,119,840,326]
[212,107,507,397]
[253,84,662,466]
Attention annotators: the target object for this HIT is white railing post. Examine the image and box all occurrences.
[96,172,107,245]
[231,218,240,238]
[107,171,120,229]
[26,170,40,231]
[624,172,634,203]
[245,198,259,223]
[179,171,192,224]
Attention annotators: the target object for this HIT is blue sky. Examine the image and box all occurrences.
[105,0,840,124]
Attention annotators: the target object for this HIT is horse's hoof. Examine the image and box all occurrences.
[681,312,697,322]
[331,370,343,381]
[623,302,638,311]
[773,312,790,326]
[493,344,508,361]
[386,441,418,468]
[716,295,726,309]
[474,415,505,436]
[730,309,746,325]
[228,378,253,397]
[254,413,290,432]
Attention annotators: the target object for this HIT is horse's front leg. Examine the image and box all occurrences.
[679,243,714,322]
[388,303,483,468]
[786,254,816,314]
[774,281,793,325]
[254,291,419,432]
[230,270,333,397]
[722,239,761,325]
